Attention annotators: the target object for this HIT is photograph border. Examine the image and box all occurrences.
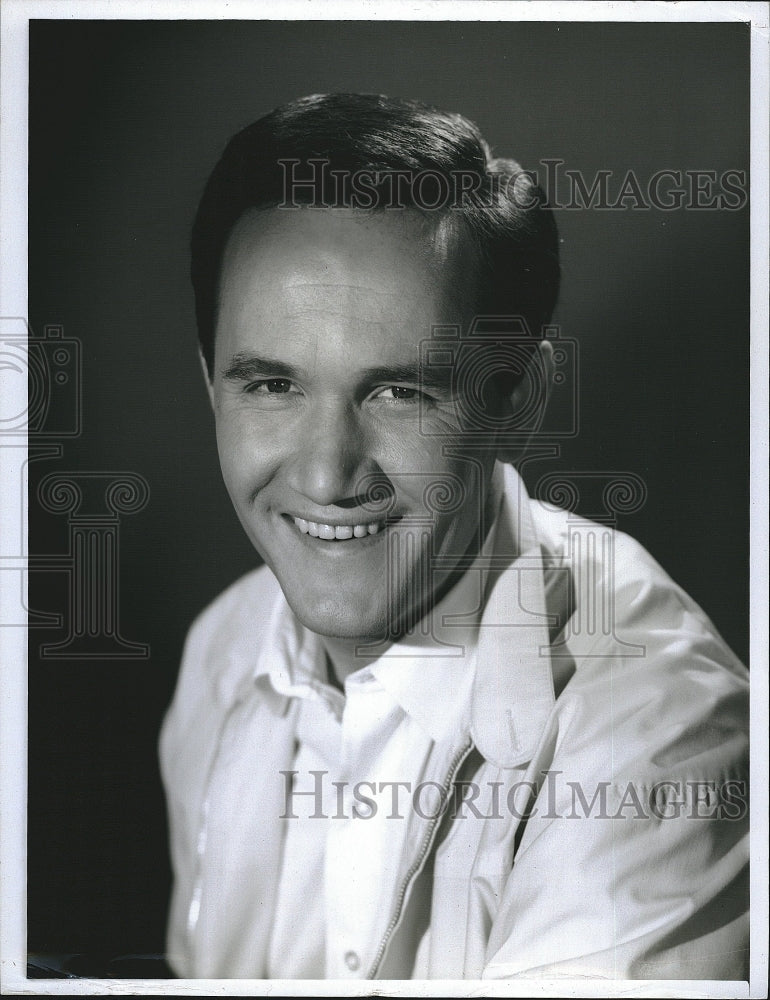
[1,2,767,996]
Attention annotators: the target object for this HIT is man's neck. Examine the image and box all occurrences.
[321,476,503,692]
[322,637,381,692]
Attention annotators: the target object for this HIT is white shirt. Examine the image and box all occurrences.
[160,462,749,981]
[265,507,498,978]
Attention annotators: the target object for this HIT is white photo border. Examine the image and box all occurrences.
[1,2,767,997]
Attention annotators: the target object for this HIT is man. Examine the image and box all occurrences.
[159,93,748,980]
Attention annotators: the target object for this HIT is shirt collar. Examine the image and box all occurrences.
[470,461,556,768]
[252,593,331,713]
[255,468,505,742]
[364,486,504,743]
[252,461,556,766]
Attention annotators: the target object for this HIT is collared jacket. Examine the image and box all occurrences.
[159,463,749,980]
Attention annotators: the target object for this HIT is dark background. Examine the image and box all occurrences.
[28,20,750,966]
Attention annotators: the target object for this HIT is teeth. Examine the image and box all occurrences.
[292,516,385,540]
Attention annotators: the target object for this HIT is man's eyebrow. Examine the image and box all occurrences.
[220,353,301,382]
[220,355,455,392]
[361,364,454,392]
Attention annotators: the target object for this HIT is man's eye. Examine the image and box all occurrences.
[249,378,294,394]
[378,386,421,402]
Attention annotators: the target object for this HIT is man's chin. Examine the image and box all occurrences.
[283,590,391,643]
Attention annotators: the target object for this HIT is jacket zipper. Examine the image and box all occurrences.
[366,738,474,979]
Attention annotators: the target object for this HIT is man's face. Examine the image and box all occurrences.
[209,207,500,642]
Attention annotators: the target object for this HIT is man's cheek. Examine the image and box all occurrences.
[377,417,461,462]
[218,447,250,503]
[217,429,272,497]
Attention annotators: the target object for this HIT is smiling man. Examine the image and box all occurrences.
[159,94,749,981]
[210,206,496,642]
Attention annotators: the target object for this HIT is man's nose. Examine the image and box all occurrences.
[286,400,372,508]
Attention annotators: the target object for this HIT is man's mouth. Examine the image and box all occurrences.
[291,516,387,541]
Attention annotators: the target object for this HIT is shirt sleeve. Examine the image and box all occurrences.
[159,610,213,978]
[482,534,749,980]
[481,770,748,979]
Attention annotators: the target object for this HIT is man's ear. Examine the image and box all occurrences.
[199,349,215,410]
[495,339,554,464]
[511,338,554,415]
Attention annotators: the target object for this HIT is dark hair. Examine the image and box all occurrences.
[191,93,560,377]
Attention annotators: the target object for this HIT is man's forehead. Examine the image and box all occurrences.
[219,206,481,313]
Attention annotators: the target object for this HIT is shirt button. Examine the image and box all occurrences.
[344,950,360,972]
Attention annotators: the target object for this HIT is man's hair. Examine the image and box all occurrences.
[191,93,560,378]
